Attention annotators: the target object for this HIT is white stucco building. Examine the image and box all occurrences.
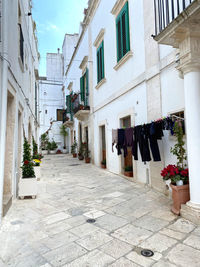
[0,0,39,221]
[63,0,200,224]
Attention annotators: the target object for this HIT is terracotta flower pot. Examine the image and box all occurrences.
[124,171,133,177]
[78,155,84,160]
[170,183,190,215]
[73,153,77,158]
[85,158,90,163]
[101,164,106,169]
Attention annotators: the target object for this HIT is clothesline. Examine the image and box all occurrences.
[112,116,184,164]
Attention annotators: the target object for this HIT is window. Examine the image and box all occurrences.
[45,110,47,114]
[97,41,105,83]
[116,2,130,62]
[57,109,64,121]
[80,68,89,106]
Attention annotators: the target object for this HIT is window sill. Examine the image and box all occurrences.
[95,77,106,89]
[114,50,133,71]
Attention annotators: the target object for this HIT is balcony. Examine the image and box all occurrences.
[73,95,90,121]
[63,111,74,128]
[154,0,200,46]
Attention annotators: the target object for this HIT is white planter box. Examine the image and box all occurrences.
[42,150,48,155]
[63,149,67,154]
[34,166,41,181]
[18,177,37,199]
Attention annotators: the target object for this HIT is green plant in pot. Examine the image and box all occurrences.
[161,120,189,215]
[83,143,90,163]
[60,124,68,153]
[71,140,77,157]
[40,133,49,151]
[124,166,133,177]
[78,142,84,160]
[21,138,35,178]
[18,137,37,199]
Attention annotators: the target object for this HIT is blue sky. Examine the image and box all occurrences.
[32,0,88,76]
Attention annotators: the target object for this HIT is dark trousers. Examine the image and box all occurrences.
[133,126,151,162]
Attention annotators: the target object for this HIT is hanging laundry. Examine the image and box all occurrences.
[116,129,125,156]
[112,129,118,152]
[147,122,161,161]
[124,127,135,157]
[133,125,151,162]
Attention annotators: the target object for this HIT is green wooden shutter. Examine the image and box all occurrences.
[124,1,130,54]
[85,69,89,106]
[116,1,130,61]
[80,76,85,102]
[116,17,122,61]
[97,49,100,83]
[101,41,105,79]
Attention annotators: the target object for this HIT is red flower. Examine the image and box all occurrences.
[24,160,29,165]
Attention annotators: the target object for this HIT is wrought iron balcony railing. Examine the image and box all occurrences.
[72,94,90,115]
[154,0,195,36]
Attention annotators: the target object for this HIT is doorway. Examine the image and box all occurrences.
[100,125,106,165]
[120,116,133,176]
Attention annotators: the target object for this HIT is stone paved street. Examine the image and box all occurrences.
[0,155,200,267]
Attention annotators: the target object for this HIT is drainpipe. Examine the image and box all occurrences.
[0,0,9,224]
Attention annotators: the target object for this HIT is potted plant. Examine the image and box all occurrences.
[83,143,91,163]
[78,142,84,160]
[40,133,49,155]
[101,159,106,169]
[49,140,58,154]
[18,138,37,199]
[124,166,133,177]
[161,120,189,215]
[71,140,77,158]
[60,124,68,153]
[32,137,42,180]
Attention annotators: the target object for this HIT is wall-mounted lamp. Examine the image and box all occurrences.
[25,12,32,16]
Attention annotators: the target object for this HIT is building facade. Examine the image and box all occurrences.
[0,0,39,222]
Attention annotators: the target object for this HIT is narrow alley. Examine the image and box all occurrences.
[0,155,200,267]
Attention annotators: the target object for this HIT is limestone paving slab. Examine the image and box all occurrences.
[75,229,112,251]
[166,243,200,267]
[94,213,128,232]
[140,233,177,253]
[43,242,87,266]
[65,249,115,267]
[167,218,196,233]
[99,238,133,259]
[126,251,155,267]
[132,215,169,232]
[183,234,200,250]
[111,224,152,246]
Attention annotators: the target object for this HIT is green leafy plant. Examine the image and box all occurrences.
[60,124,68,149]
[32,136,38,158]
[125,166,133,172]
[21,138,35,178]
[71,140,77,154]
[170,120,187,168]
[51,140,58,150]
[40,133,49,150]
[161,120,188,184]
[83,143,90,158]
[78,142,84,157]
